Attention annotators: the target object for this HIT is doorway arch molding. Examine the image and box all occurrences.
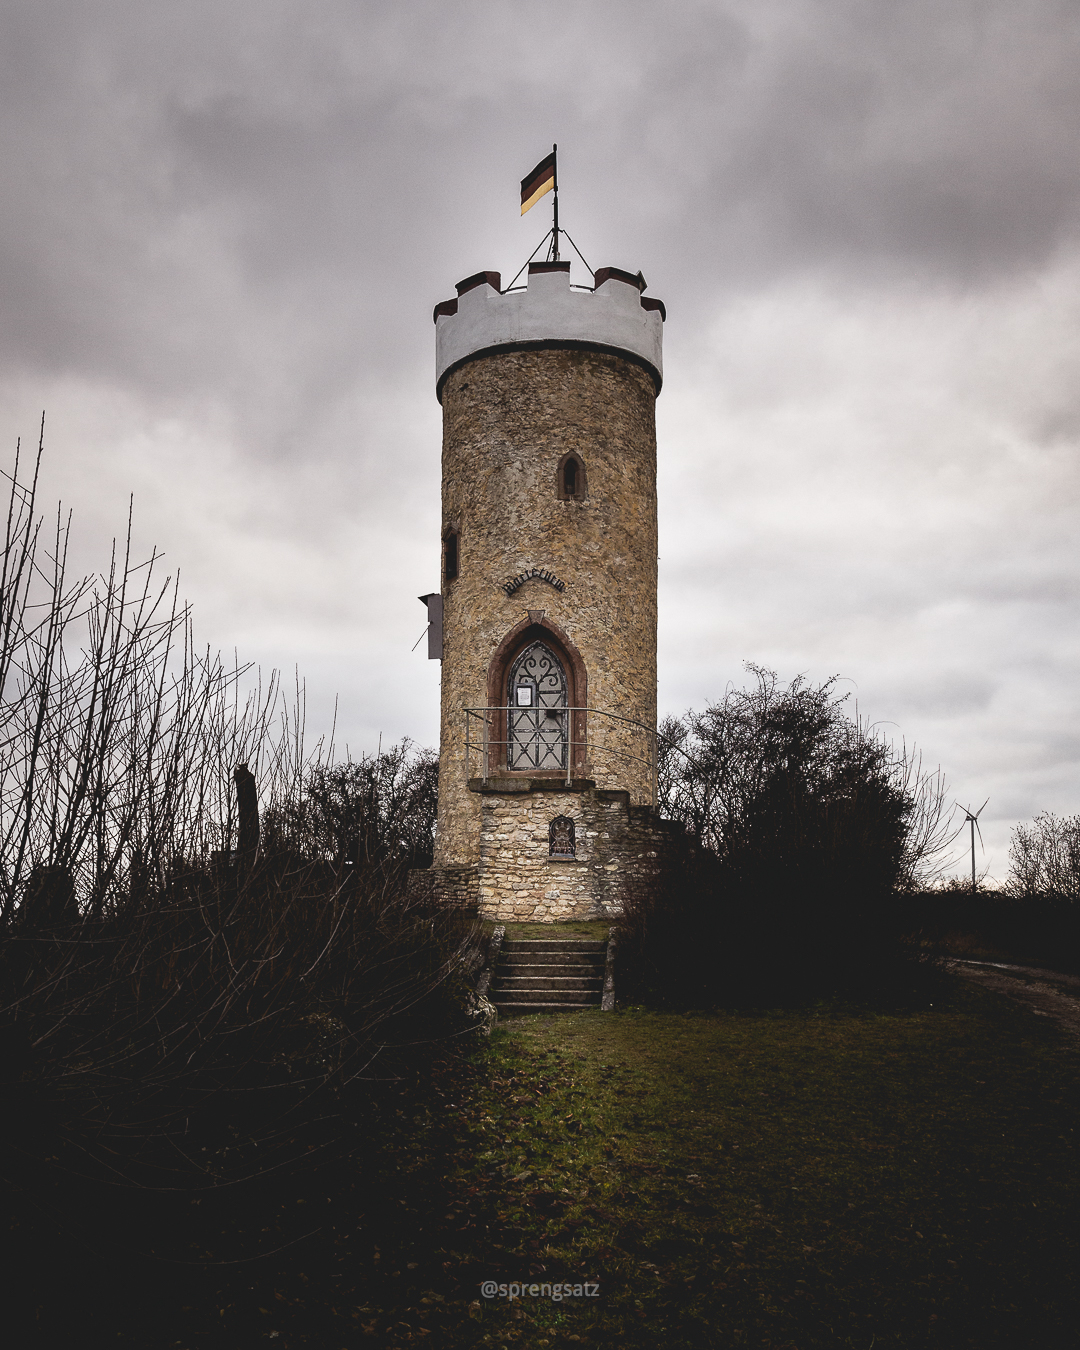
[486,616,588,774]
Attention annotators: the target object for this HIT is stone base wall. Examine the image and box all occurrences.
[406,863,479,908]
[471,779,681,922]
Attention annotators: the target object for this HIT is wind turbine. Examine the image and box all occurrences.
[961,799,988,892]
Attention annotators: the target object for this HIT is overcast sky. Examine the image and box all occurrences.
[3,0,1080,881]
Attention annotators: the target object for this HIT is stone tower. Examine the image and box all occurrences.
[424,259,669,921]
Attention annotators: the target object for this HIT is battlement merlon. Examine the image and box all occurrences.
[433,261,665,402]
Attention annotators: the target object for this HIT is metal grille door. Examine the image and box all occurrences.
[507,642,568,770]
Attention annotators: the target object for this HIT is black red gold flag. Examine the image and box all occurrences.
[520,152,556,215]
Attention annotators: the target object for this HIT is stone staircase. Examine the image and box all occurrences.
[488,936,610,1016]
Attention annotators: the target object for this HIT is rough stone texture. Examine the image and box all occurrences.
[434,346,658,870]
[473,780,681,923]
[406,863,478,909]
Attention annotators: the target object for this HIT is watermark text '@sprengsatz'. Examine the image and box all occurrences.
[480,1280,599,1302]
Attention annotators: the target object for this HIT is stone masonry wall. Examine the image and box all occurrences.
[474,780,680,922]
[434,347,658,870]
[406,863,479,909]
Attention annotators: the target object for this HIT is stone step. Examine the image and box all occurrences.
[497,976,603,991]
[491,1000,600,1014]
[496,966,607,988]
[494,970,602,987]
[493,986,602,1004]
[497,966,603,978]
[481,933,613,1020]
[502,940,606,953]
[498,952,605,967]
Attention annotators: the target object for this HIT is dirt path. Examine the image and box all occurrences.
[952,959,1080,1041]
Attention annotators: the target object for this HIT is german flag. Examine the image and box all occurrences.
[520,151,556,215]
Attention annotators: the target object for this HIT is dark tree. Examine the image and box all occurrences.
[620,666,951,1004]
[1008,812,1080,905]
[261,741,438,887]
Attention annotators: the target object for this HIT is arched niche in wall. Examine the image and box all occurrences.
[556,451,587,501]
[549,815,576,858]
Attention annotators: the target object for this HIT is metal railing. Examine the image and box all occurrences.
[463,706,659,806]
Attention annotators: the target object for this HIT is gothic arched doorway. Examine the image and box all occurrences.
[486,618,587,775]
[507,641,568,770]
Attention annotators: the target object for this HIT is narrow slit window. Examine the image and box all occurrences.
[443,530,459,582]
[557,454,586,501]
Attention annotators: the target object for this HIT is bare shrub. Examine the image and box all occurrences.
[263,741,439,878]
[657,665,953,892]
[0,430,479,1252]
[0,425,297,919]
[1007,812,1080,905]
[619,666,954,1004]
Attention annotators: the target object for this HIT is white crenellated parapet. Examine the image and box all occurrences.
[434,261,665,399]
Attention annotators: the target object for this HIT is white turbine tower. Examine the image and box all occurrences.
[962,799,988,892]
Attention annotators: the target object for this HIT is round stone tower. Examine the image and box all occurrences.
[428,259,667,921]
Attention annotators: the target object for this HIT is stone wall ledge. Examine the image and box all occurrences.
[468,776,597,795]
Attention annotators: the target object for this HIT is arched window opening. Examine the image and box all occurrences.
[557,453,586,501]
[443,529,459,583]
[507,641,568,771]
[549,816,576,859]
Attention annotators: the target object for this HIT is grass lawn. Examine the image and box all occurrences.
[500,921,612,941]
[445,985,1080,1349]
[10,977,1079,1348]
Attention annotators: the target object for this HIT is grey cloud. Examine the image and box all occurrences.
[4,0,1080,882]
[642,0,1080,285]
[8,0,1080,402]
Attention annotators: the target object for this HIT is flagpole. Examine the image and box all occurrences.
[552,143,559,261]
